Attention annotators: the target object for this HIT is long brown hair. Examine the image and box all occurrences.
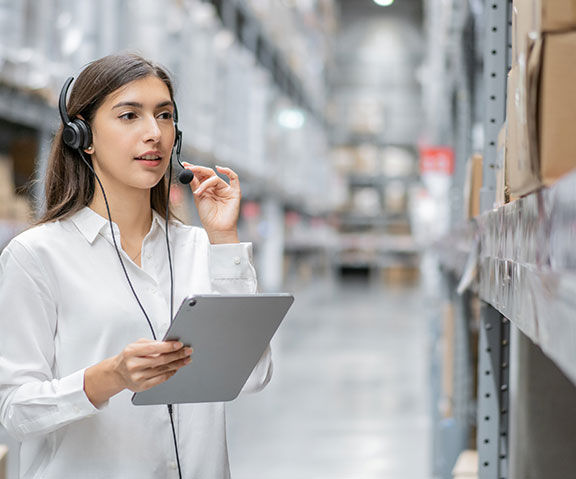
[39,53,176,224]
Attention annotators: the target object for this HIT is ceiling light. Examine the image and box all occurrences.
[278,109,306,130]
[373,0,394,6]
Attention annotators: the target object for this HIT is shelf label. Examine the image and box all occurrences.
[419,147,455,175]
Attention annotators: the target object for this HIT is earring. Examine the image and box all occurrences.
[86,145,94,153]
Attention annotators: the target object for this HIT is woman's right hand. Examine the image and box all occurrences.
[84,339,193,407]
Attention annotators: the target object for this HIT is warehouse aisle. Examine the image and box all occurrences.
[227,275,432,479]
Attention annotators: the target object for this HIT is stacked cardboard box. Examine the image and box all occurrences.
[0,443,7,479]
[0,155,32,223]
[506,0,576,197]
[452,450,478,479]
[463,154,483,219]
[0,158,14,219]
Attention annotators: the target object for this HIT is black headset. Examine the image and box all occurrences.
[58,76,186,479]
[59,77,92,151]
[58,76,194,184]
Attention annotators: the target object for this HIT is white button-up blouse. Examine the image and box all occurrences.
[0,207,272,479]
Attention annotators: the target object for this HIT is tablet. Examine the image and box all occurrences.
[132,293,294,405]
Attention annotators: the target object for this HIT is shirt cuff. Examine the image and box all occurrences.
[209,242,255,280]
[57,368,106,421]
[209,243,258,294]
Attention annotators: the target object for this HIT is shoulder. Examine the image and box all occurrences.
[5,220,69,254]
[168,219,209,245]
[1,220,74,270]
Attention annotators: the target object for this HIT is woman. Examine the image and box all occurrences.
[0,54,271,479]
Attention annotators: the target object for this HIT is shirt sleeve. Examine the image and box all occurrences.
[0,242,100,442]
[208,241,273,394]
[208,242,258,295]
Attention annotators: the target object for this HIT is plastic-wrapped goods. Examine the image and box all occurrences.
[477,170,576,383]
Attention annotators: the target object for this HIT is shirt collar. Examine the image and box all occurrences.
[70,207,167,244]
[69,207,109,244]
[151,209,167,234]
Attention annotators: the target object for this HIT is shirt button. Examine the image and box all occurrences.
[233,257,241,265]
[150,287,158,294]
[146,252,152,260]
[168,461,178,470]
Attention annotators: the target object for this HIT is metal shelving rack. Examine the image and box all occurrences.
[475,1,511,477]
[437,0,576,478]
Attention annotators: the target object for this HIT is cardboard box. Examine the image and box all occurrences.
[452,450,478,478]
[512,0,536,67]
[0,157,14,194]
[512,0,576,66]
[538,31,576,183]
[0,157,15,220]
[540,0,576,31]
[13,196,32,223]
[505,63,540,197]
[463,154,483,219]
[0,191,13,219]
[506,31,576,197]
[0,444,7,479]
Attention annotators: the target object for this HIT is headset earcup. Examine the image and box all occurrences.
[76,119,93,151]
[62,119,92,151]
[62,123,81,150]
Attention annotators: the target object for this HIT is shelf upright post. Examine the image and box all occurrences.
[477,305,510,479]
[477,1,512,478]
[480,0,510,213]
[258,196,285,292]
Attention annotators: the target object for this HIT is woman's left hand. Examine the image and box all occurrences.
[182,163,241,244]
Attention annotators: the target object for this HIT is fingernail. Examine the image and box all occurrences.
[173,342,183,349]
[184,347,194,355]
[193,188,201,195]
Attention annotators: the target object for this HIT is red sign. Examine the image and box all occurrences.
[419,147,455,175]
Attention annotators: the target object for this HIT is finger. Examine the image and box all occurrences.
[215,166,241,195]
[193,175,226,196]
[182,163,217,181]
[130,340,183,357]
[163,354,193,371]
[182,163,220,192]
[134,345,193,370]
[135,370,178,392]
[181,162,200,188]
[143,355,192,378]
[146,347,194,368]
[215,166,238,183]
